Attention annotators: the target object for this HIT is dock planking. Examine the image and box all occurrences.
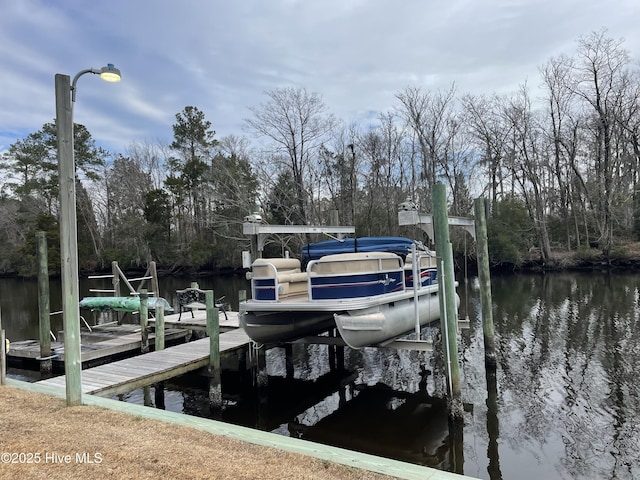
[36,328,251,397]
[149,309,241,332]
[7,324,189,364]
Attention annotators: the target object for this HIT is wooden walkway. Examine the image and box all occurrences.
[150,310,241,332]
[7,324,189,364]
[36,328,251,397]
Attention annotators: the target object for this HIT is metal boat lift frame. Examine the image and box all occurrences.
[243,221,355,258]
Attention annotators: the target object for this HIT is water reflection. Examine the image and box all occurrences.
[464,273,640,480]
[4,272,640,479]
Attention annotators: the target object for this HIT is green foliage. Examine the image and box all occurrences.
[17,214,61,277]
[267,171,304,224]
[487,197,534,266]
[171,106,217,156]
[186,236,216,267]
[144,189,171,233]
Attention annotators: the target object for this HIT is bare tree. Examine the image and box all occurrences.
[357,113,407,234]
[396,84,458,207]
[568,30,634,256]
[540,55,584,249]
[502,85,553,261]
[245,87,336,224]
[317,123,359,226]
[461,93,512,208]
[126,139,172,191]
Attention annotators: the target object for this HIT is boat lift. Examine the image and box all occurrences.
[398,202,476,241]
[242,216,355,263]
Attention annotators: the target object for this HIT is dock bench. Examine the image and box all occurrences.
[176,287,229,321]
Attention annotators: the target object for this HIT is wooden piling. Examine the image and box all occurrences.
[143,386,152,406]
[155,305,165,351]
[237,290,248,374]
[1,329,6,385]
[153,304,166,408]
[154,382,166,409]
[139,289,149,354]
[36,232,52,374]
[486,367,502,478]
[206,290,222,408]
[432,183,463,419]
[1,307,6,385]
[149,261,159,297]
[112,261,122,324]
[336,340,345,372]
[285,344,294,379]
[255,345,268,388]
[474,198,497,368]
[56,73,82,407]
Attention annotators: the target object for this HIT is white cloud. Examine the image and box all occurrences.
[0,0,638,153]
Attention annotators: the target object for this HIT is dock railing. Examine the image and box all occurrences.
[87,261,159,324]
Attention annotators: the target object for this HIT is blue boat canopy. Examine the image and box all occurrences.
[302,237,417,265]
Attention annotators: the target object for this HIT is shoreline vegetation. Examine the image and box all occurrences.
[508,242,640,272]
[6,244,640,281]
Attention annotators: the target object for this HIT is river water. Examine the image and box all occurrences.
[1,271,639,480]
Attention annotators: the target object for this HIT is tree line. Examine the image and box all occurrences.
[1,29,639,276]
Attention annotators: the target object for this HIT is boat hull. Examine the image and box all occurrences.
[240,310,336,344]
[334,291,458,349]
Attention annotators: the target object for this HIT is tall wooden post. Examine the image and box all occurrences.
[474,198,497,367]
[335,329,345,371]
[149,261,158,297]
[237,290,248,373]
[285,344,294,379]
[139,289,149,354]
[432,183,463,418]
[153,304,166,408]
[1,307,6,385]
[486,367,502,478]
[36,232,52,374]
[56,73,82,406]
[155,305,165,351]
[255,344,268,392]
[112,261,122,324]
[111,261,121,296]
[206,290,222,408]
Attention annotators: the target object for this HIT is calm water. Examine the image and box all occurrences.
[2,272,639,480]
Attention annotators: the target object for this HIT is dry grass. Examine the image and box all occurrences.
[0,386,398,480]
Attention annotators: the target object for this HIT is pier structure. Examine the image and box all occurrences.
[35,329,250,397]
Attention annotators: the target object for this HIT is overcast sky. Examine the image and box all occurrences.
[1,0,639,154]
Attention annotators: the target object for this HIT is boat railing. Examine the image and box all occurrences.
[249,258,308,302]
[306,252,406,301]
[404,251,438,287]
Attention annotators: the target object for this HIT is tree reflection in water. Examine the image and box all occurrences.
[5,272,640,479]
[462,272,640,480]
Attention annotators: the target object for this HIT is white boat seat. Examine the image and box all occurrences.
[309,252,402,275]
[250,258,309,299]
[278,271,308,283]
[405,252,437,269]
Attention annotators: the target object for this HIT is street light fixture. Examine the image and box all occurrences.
[71,64,121,101]
[54,64,121,406]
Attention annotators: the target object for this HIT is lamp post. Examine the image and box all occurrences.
[55,64,121,406]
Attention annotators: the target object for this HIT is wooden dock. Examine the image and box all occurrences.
[7,323,189,364]
[151,309,241,332]
[36,328,251,397]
